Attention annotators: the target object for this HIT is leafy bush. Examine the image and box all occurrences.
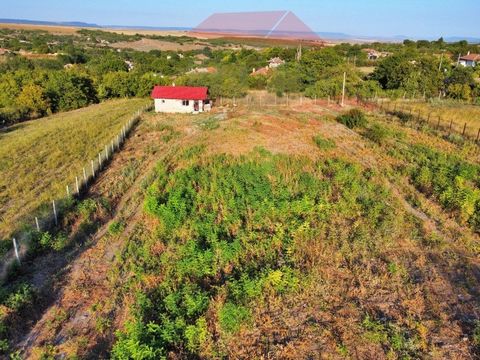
[403,144,480,231]
[108,221,125,236]
[336,108,367,129]
[365,124,391,144]
[313,135,336,150]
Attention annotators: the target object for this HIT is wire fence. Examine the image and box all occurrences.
[0,104,152,280]
[372,99,480,145]
[215,92,350,108]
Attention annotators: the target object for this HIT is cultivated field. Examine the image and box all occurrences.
[0,98,149,242]
[3,100,479,359]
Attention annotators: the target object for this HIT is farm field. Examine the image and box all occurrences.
[2,101,480,358]
[0,98,149,243]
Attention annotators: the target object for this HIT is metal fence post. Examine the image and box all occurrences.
[13,238,20,264]
[53,200,58,226]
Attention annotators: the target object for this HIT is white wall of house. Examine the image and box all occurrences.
[459,59,477,67]
[154,99,206,113]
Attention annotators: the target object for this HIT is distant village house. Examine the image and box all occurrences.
[459,52,480,67]
[151,85,211,114]
[186,67,217,75]
[362,48,391,60]
[268,57,285,68]
[251,57,285,76]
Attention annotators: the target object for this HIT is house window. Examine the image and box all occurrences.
[182,100,190,106]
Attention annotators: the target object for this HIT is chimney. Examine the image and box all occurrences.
[252,68,256,74]
[172,82,176,87]
[467,51,471,55]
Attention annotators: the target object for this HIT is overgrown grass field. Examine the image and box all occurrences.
[2,103,480,358]
[0,98,148,242]
[388,100,480,138]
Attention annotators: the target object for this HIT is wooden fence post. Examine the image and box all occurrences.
[462,123,467,136]
[476,128,480,143]
[13,238,20,264]
[66,185,70,197]
[35,217,40,232]
[437,117,441,129]
[83,167,87,183]
[76,176,80,194]
[91,160,95,178]
[449,119,453,134]
[105,145,109,161]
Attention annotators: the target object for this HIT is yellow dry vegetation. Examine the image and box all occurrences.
[0,98,149,239]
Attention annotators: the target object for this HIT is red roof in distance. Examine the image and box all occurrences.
[151,86,208,100]
[460,53,480,61]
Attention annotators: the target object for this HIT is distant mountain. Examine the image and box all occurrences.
[0,18,100,28]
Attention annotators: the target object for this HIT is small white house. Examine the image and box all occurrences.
[151,86,211,114]
[268,57,285,68]
[459,53,480,67]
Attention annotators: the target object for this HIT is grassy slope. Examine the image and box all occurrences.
[0,98,149,241]
[5,104,480,359]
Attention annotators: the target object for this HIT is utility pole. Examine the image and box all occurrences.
[296,44,302,62]
[438,52,444,71]
[341,72,346,107]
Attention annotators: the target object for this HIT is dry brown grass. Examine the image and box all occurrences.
[387,100,480,138]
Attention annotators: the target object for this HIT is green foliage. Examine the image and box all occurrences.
[218,303,250,334]
[114,151,397,356]
[15,83,51,118]
[4,283,34,311]
[365,123,391,144]
[362,315,421,357]
[197,117,220,131]
[108,221,125,236]
[313,134,336,150]
[77,199,98,219]
[336,108,368,129]
[403,144,480,231]
[267,65,302,96]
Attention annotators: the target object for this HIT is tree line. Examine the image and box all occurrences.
[0,28,479,127]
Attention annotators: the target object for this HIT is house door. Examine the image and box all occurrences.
[194,101,199,112]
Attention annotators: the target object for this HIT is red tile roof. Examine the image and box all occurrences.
[460,53,480,61]
[151,86,208,100]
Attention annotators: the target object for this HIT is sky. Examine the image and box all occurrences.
[2,0,479,38]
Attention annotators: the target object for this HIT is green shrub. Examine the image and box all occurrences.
[313,134,336,150]
[336,108,367,129]
[108,221,125,236]
[5,283,34,311]
[77,199,97,219]
[365,123,391,144]
[219,303,250,334]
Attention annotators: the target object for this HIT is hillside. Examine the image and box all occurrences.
[1,99,479,358]
[0,98,149,244]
